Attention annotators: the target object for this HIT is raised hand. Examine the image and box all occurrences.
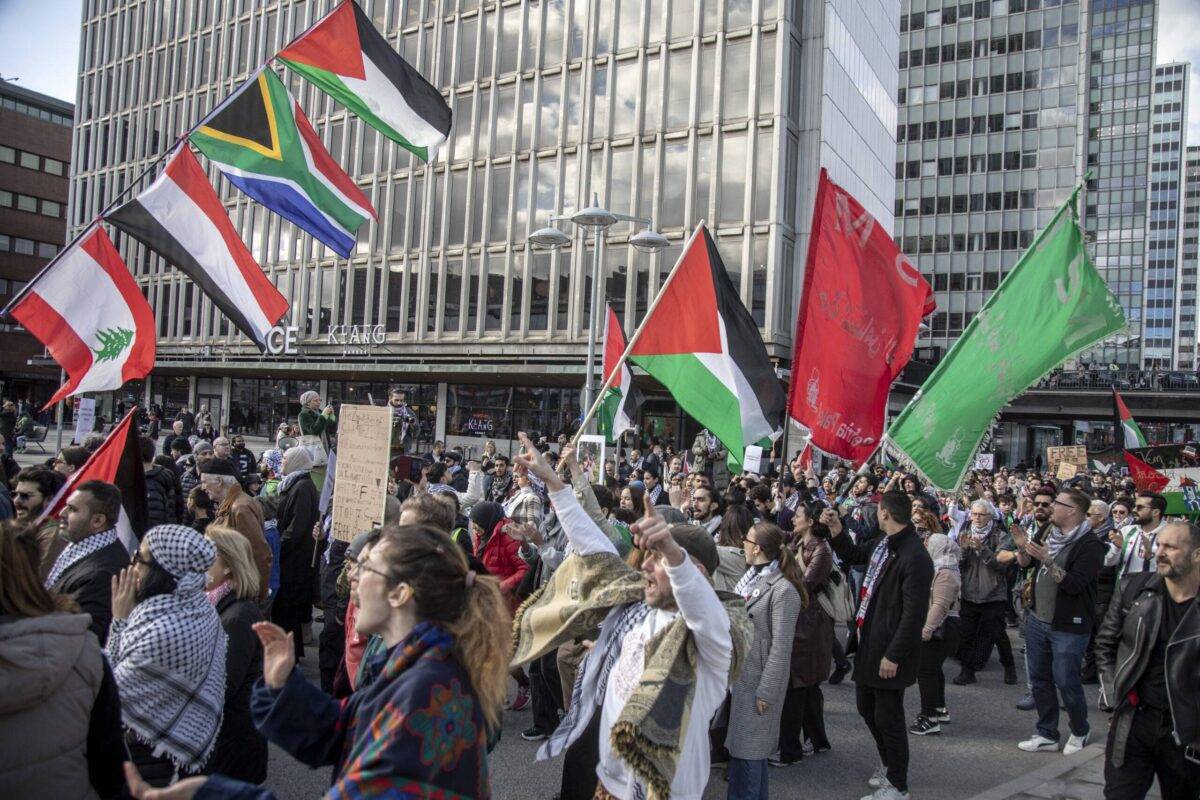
[253,621,296,689]
[110,566,138,621]
[631,493,684,567]
[514,432,565,492]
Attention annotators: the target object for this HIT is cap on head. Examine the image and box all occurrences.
[200,457,239,478]
[667,523,720,575]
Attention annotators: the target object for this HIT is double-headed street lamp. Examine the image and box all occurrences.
[529,195,668,434]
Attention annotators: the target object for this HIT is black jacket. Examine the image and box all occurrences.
[231,447,257,478]
[1095,572,1200,767]
[1025,525,1105,634]
[207,593,267,783]
[49,539,128,645]
[831,525,933,689]
[144,464,181,528]
[274,474,321,609]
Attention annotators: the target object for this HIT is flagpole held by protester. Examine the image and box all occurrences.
[571,222,707,446]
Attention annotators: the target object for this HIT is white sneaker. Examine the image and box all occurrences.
[1063,730,1089,755]
[1018,734,1060,752]
[867,765,892,789]
[860,787,911,800]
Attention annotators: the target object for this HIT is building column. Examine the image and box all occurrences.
[319,379,328,403]
[220,377,231,432]
[435,382,448,444]
[187,376,198,410]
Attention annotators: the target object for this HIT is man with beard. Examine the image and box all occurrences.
[387,387,417,456]
[1096,520,1200,799]
[14,465,67,579]
[1106,491,1168,580]
[229,435,257,478]
[954,500,1018,686]
[688,484,724,537]
[1013,485,1056,710]
[485,454,514,503]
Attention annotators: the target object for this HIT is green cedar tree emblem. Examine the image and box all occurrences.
[91,327,134,362]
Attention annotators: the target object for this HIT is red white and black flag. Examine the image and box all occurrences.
[4,225,155,410]
[106,146,289,350]
[42,408,148,553]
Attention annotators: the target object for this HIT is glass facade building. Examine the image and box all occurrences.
[1181,144,1199,370]
[67,0,898,446]
[895,0,1087,355]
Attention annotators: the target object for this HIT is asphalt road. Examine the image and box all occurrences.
[268,625,1103,800]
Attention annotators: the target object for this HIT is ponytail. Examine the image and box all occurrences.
[451,572,511,733]
[749,522,809,610]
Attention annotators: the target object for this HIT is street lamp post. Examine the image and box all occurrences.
[529,195,668,434]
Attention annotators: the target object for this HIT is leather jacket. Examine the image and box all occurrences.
[1095,571,1200,766]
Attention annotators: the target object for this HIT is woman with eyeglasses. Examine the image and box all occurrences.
[125,525,510,800]
[108,524,228,787]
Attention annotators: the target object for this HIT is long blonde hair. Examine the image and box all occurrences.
[205,525,261,600]
[376,525,510,732]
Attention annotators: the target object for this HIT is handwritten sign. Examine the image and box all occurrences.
[1047,445,1087,474]
[1056,462,1079,481]
[330,405,392,542]
[743,445,764,475]
[73,398,96,444]
[973,453,995,471]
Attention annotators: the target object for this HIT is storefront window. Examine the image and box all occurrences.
[326,381,437,453]
[446,384,580,441]
[227,379,311,437]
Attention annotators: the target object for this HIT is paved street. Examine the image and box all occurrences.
[268,626,1107,800]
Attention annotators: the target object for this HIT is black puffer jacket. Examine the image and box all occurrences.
[144,464,181,527]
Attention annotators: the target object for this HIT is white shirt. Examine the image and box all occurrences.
[1105,521,1166,576]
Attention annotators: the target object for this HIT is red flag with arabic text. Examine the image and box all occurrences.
[787,169,935,465]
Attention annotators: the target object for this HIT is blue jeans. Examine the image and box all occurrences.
[727,758,768,800]
[1025,614,1090,742]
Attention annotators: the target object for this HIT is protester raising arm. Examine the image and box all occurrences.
[513,432,615,558]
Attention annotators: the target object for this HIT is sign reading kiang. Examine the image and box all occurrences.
[330,404,393,542]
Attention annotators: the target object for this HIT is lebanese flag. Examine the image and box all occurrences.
[597,305,643,443]
[1112,388,1148,449]
[41,408,148,553]
[788,169,935,466]
[106,147,289,350]
[629,226,786,470]
[6,225,155,410]
[276,1,452,163]
[1124,449,1169,493]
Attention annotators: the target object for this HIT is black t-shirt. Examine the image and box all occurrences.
[1136,588,1193,710]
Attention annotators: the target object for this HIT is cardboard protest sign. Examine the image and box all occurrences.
[330,404,392,541]
[1056,462,1078,481]
[1046,445,1087,474]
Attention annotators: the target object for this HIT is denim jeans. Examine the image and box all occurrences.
[1025,614,1090,741]
[727,758,769,800]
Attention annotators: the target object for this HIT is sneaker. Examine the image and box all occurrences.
[909,715,941,736]
[932,707,951,723]
[1018,734,1060,752]
[860,787,911,800]
[520,726,549,742]
[952,670,977,685]
[768,755,802,767]
[867,765,891,789]
[829,663,849,685]
[510,685,531,712]
[801,741,815,756]
[1063,730,1089,755]
[1015,692,1036,711]
[1004,665,1018,685]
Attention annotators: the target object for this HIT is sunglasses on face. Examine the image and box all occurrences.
[1033,501,1052,508]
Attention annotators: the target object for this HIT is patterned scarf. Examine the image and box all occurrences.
[487,472,513,503]
[45,527,118,588]
[512,551,751,800]
[205,580,233,608]
[855,538,893,629]
[261,448,283,477]
[733,560,779,599]
[106,525,227,772]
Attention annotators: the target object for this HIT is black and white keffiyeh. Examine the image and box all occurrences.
[44,527,118,589]
[106,524,227,772]
[734,559,779,599]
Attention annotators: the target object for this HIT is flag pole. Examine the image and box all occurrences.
[54,369,65,453]
[571,223,707,446]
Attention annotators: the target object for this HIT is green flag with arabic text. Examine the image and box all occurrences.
[886,187,1126,490]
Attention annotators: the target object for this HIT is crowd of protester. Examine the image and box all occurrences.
[0,391,1197,800]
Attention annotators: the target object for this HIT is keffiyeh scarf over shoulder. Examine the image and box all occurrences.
[106,525,228,772]
[512,551,751,800]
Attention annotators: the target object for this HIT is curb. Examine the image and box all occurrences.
[965,743,1106,800]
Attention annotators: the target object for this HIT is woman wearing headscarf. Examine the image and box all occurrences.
[125,526,510,800]
[469,500,532,711]
[259,449,283,496]
[107,524,227,786]
[204,526,267,784]
[910,532,962,736]
[271,447,321,659]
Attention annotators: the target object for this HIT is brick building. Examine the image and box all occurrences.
[0,79,75,407]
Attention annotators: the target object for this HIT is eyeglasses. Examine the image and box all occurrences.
[1032,501,1052,508]
[1052,499,1074,509]
[353,560,394,583]
[130,550,148,567]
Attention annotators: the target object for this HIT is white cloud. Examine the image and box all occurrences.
[1157,0,1200,144]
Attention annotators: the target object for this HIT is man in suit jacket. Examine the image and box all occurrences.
[45,480,130,645]
[824,491,933,800]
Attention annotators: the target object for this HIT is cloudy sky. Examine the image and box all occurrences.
[1,0,1197,138]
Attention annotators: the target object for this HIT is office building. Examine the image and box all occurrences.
[0,79,75,405]
[69,0,899,452]
[1180,144,1199,370]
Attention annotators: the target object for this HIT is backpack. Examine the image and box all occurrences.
[797,544,857,624]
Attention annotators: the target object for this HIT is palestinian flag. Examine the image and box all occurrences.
[107,146,289,350]
[597,305,643,443]
[4,225,155,410]
[42,408,148,553]
[1112,388,1148,449]
[190,68,376,258]
[629,226,786,469]
[275,1,452,162]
